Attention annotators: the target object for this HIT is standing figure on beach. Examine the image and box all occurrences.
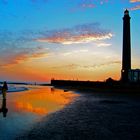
[2,81,8,99]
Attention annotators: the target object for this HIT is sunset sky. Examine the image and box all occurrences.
[0,0,140,82]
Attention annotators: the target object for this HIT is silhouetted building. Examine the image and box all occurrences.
[129,69,140,82]
[121,9,131,82]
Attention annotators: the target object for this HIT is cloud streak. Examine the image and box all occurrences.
[96,42,112,47]
[130,0,140,2]
[71,0,109,10]
[129,0,140,10]
[128,4,140,10]
[36,23,113,45]
[62,49,89,56]
[73,0,140,11]
[0,0,49,5]
[51,61,121,70]
[0,30,49,68]
[0,47,48,68]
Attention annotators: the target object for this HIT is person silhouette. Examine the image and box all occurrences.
[0,99,8,117]
[2,81,8,100]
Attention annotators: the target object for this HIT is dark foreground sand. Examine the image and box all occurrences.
[17,91,140,140]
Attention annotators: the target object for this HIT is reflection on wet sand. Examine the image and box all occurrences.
[0,99,8,117]
[15,102,47,115]
[10,86,78,115]
[0,85,78,140]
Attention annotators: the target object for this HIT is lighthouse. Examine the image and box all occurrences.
[121,9,131,82]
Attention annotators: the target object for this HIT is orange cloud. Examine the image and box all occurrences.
[130,0,140,2]
[0,48,48,68]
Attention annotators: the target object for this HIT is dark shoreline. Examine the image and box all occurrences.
[52,85,140,94]
[51,79,140,94]
[16,86,140,140]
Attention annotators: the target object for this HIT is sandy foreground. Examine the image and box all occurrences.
[16,91,140,140]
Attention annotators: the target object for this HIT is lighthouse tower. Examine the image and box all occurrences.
[121,9,131,82]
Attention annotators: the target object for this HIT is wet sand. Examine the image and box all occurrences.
[0,85,77,140]
[17,90,140,140]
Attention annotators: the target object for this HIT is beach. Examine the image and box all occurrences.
[17,89,140,140]
[0,85,77,140]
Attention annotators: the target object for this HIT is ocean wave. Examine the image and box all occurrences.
[0,86,28,94]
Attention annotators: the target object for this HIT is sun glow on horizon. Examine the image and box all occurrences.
[0,0,140,82]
